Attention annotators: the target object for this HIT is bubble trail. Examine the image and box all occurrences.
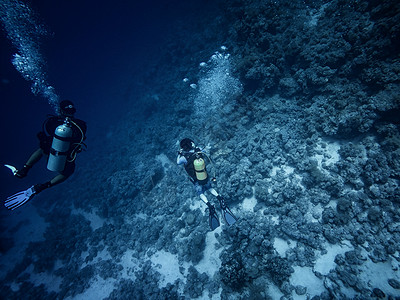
[0,0,60,114]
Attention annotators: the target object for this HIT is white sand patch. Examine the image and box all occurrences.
[66,275,116,300]
[359,255,400,296]
[189,198,204,212]
[242,195,257,212]
[150,250,185,287]
[270,215,280,225]
[120,249,140,279]
[156,153,173,170]
[94,247,113,262]
[267,283,284,299]
[274,238,297,257]
[0,205,48,280]
[290,266,325,299]
[307,3,330,27]
[72,208,105,230]
[314,140,340,170]
[293,174,305,191]
[271,165,294,177]
[213,148,233,159]
[196,228,223,277]
[314,241,353,275]
[305,203,323,223]
[313,203,323,218]
[326,199,337,210]
[137,212,148,219]
[304,212,315,224]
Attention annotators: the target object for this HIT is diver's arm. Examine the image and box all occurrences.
[177,154,187,165]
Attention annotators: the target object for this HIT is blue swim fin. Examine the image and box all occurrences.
[217,195,237,226]
[4,186,36,210]
[207,203,220,231]
[4,164,18,175]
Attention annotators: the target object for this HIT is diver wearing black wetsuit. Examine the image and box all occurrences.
[16,100,87,193]
[177,138,237,231]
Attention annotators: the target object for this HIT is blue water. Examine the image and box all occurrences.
[1,0,400,299]
[0,0,211,198]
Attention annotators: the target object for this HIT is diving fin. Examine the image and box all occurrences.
[217,195,237,226]
[222,206,237,225]
[4,186,36,210]
[4,164,18,176]
[207,203,220,231]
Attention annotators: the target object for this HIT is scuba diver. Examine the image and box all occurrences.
[4,100,87,210]
[177,138,237,231]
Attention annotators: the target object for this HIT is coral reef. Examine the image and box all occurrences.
[1,0,399,299]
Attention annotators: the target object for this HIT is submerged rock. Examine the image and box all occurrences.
[388,278,400,289]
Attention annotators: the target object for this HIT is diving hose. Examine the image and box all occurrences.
[67,119,85,162]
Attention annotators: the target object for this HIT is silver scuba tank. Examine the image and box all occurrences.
[47,118,73,172]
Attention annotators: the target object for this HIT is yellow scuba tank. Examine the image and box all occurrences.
[47,118,73,172]
[194,158,208,182]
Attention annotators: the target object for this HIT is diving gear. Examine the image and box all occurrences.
[194,158,208,182]
[4,182,51,210]
[33,181,52,193]
[181,150,216,185]
[60,100,76,116]
[180,138,195,151]
[217,195,237,225]
[67,119,86,163]
[4,164,18,176]
[5,163,31,179]
[15,164,31,178]
[206,202,220,231]
[5,186,36,210]
[47,118,73,172]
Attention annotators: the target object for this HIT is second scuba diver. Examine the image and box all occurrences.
[4,100,87,210]
[177,138,237,230]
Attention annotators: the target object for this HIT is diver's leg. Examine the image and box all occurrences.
[200,193,209,204]
[48,161,75,187]
[26,148,44,166]
[34,162,74,193]
[210,187,227,208]
[33,174,69,194]
[16,148,44,178]
[195,183,210,204]
[49,174,68,186]
[199,189,216,213]
[199,187,219,230]
[210,188,219,197]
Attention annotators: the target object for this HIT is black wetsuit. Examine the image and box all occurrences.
[38,116,87,176]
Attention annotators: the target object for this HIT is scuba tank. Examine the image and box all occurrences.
[47,118,73,172]
[194,157,208,182]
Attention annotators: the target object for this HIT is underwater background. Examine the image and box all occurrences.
[1,0,400,299]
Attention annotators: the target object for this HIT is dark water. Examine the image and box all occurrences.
[0,0,211,197]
